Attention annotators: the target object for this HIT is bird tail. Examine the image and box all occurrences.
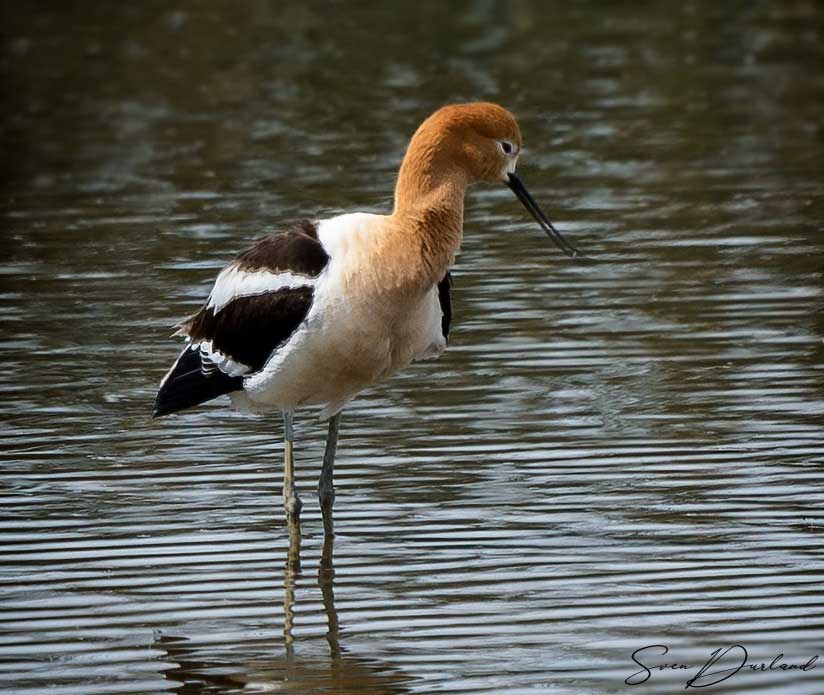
[152,345,243,418]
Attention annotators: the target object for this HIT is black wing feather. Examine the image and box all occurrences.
[153,221,327,418]
[186,287,314,371]
[152,346,243,418]
[234,219,328,275]
[438,271,453,341]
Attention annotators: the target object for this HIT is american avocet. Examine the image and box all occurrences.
[153,102,577,526]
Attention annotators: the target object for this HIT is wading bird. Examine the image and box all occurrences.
[153,102,577,528]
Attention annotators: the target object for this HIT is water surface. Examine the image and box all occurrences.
[2,2,823,693]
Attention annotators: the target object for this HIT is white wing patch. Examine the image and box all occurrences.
[197,340,252,377]
[206,265,316,315]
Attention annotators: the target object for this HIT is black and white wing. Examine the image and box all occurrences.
[153,220,328,418]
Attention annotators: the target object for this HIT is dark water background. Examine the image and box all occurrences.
[2,1,823,693]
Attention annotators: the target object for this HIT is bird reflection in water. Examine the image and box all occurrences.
[158,517,410,693]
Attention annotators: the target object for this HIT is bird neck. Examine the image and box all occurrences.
[391,147,468,287]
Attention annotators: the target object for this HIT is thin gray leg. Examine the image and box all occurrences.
[319,412,341,535]
[282,411,302,519]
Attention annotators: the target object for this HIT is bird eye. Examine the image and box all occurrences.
[499,140,515,155]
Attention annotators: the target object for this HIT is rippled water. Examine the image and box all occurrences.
[2,2,824,693]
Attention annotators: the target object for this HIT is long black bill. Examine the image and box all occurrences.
[506,172,578,258]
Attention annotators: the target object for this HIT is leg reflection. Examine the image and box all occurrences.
[318,525,340,661]
[159,517,411,693]
[283,513,301,660]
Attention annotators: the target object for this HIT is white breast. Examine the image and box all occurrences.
[414,286,447,361]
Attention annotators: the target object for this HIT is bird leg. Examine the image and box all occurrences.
[282,411,302,519]
[318,412,341,535]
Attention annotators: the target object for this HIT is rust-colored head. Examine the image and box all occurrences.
[395,102,578,257]
[400,102,523,186]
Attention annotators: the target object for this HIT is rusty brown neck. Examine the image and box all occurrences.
[390,149,469,287]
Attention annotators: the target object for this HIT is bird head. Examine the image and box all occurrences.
[399,102,578,258]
